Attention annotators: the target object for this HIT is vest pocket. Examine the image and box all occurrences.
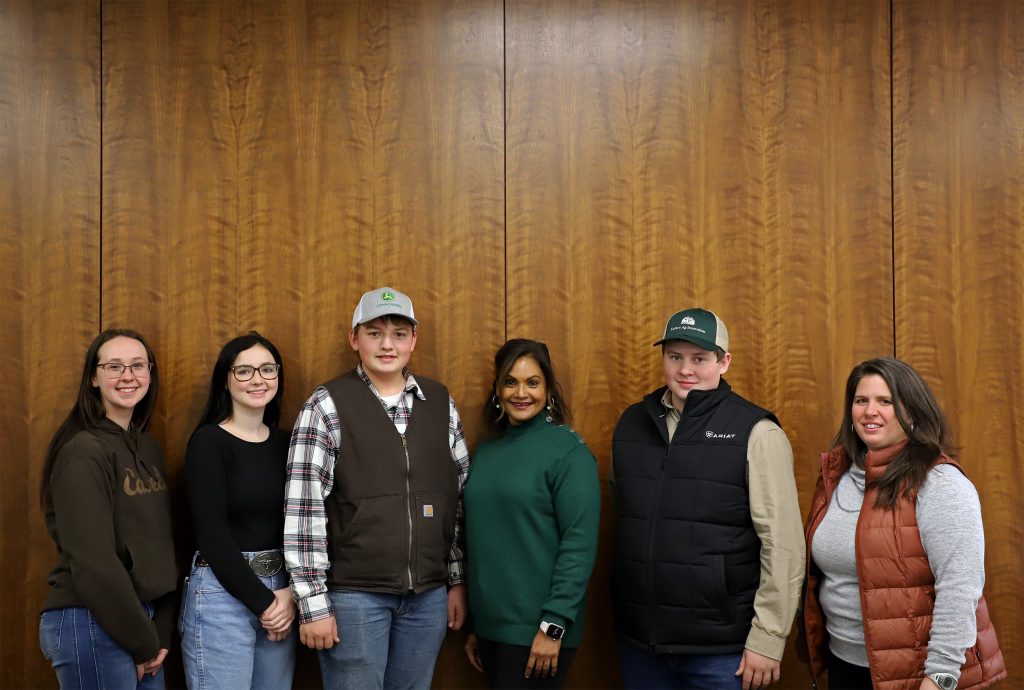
[712,554,736,624]
[334,495,404,586]
[414,492,453,586]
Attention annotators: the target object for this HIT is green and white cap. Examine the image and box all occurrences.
[653,307,729,352]
[352,287,418,329]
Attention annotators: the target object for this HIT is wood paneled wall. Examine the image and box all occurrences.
[893,0,1024,679]
[505,2,892,686]
[99,2,504,687]
[0,2,100,689]
[2,1,1020,688]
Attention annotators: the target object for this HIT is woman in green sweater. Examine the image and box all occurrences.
[464,339,601,689]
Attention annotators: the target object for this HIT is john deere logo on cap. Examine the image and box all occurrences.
[681,316,696,325]
[382,291,396,301]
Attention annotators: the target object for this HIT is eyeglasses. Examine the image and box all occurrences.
[230,363,281,382]
[96,361,153,379]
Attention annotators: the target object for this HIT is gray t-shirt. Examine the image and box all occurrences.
[810,463,985,678]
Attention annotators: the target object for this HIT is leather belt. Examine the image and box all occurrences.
[195,551,284,578]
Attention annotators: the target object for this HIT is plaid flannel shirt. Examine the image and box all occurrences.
[283,364,470,624]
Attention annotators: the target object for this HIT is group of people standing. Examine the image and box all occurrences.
[38,288,1006,690]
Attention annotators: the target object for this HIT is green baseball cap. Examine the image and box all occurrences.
[653,308,729,352]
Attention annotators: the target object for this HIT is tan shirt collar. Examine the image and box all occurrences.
[660,388,681,440]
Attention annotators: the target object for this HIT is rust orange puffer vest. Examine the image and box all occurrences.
[800,444,1006,690]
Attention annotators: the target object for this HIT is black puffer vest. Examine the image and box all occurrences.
[322,370,458,594]
[611,379,776,654]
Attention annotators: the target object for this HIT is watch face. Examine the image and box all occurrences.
[546,624,564,640]
[931,674,956,690]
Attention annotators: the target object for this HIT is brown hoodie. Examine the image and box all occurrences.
[43,419,178,663]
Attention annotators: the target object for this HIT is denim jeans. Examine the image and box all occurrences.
[319,586,448,690]
[39,604,164,690]
[179,553,296,690]
[618,640,743,690]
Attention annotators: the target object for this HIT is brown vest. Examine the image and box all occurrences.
[800,446,1006,690]
[321,370,458,594]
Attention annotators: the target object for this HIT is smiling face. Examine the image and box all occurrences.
[662,340,731,410]
[226,344,279,418]
[499,356,548,425]
[91,336,151,426]
[349,316,417,390]
[852,374,909,450]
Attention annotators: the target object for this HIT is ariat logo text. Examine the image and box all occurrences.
[705,430,736,440]
[123,468,167,496]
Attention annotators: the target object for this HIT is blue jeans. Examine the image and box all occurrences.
[618,640,742,690]
[319,586,448,690]
[179,554,296,690]
[39,604,164,690]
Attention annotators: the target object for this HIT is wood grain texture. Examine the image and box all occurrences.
[506,1,891,687]
[894,0,1024,683]
[0,2,99,689]
[11,0,1024,687]
[291,0,504,417]
[291,3,505,687]
[102,1,503,687]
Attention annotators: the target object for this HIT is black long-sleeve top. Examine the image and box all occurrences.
[186,424,289,615]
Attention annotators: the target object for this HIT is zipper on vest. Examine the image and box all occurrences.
[402,434,414,590]
[644,446,672,647]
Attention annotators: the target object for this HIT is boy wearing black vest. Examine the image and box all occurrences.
[610,308,804,690]
[284,287,470,690]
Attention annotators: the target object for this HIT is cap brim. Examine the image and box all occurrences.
[354,310,419,328]
[653,335,720,351]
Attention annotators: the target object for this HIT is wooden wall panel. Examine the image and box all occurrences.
[0,2,99,689]
[506,1,892,687]
[291,3,505,687]
[11,0,1024,688]
[894,0,1024,683]
[103,0,248,457]
[102,1,503,687]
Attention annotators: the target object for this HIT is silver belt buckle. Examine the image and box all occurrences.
[248,551,283,577]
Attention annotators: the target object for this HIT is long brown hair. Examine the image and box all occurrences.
[40,329,159,507]
[834,357,957,508]
[194,331,284,432]
[482,339,572,436]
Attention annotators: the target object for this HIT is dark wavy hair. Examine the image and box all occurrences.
[483,339,572,435]
[194,332,284,432]
[834,356,957,509]
[40,328,159,506]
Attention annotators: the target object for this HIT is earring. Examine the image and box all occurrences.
[545,398,554,423]
[492,395,506,422]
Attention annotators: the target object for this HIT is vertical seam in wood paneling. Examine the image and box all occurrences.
[98,0,103,332]
[502,0,507,340]
[889,0,896,358]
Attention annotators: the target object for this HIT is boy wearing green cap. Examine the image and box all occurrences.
[610,308,804,690]
[284,287,470,690]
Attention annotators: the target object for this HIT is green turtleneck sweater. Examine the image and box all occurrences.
[465,414,600,648]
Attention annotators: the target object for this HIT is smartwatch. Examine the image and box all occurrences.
[928,673,957,690]
[539,621,564,641]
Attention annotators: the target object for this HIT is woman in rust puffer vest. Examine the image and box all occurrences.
[799,357,1005,690]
